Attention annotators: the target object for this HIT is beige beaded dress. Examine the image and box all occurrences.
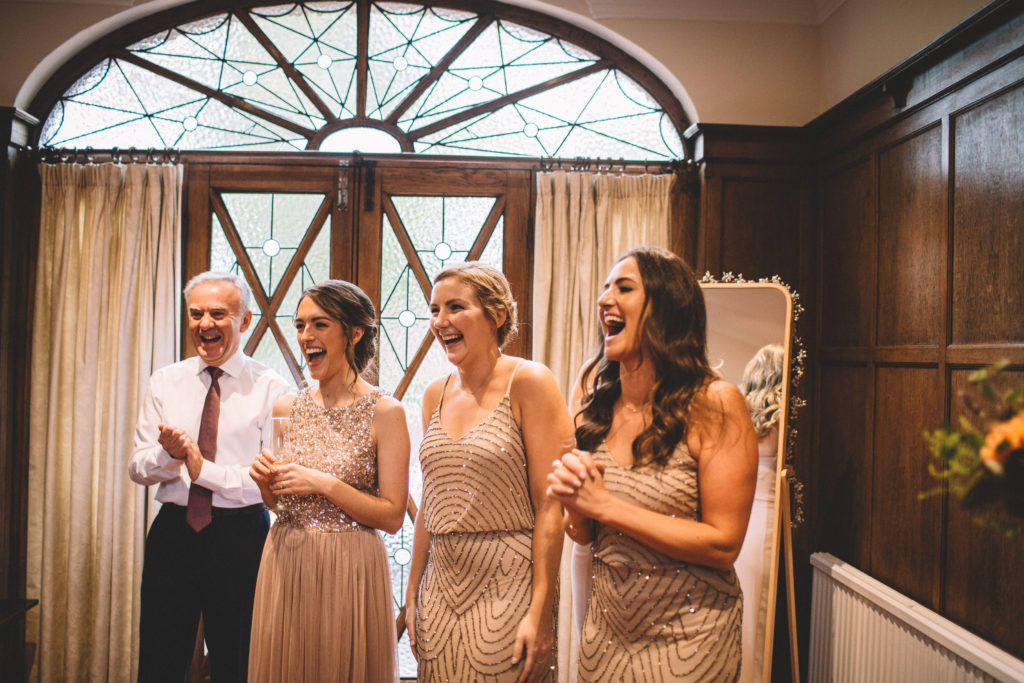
[248,389,397,683]
[578,444,742,682]
[414,366,556,682]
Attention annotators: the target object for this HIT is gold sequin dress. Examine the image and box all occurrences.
[578,444,742,682]
[414,368,556,682]
[248,389,397,683]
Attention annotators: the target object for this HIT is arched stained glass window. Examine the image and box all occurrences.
[38,1,687,160]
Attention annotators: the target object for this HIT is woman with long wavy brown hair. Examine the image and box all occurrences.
[548,246,757,681]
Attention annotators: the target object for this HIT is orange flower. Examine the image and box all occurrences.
[980,412,1024,475]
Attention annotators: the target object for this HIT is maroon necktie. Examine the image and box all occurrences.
[186,366,224,532]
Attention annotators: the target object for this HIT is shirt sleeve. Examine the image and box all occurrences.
[192,370,293,504]
[127,373,186,485]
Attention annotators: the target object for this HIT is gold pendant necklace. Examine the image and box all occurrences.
[621,400,649,414]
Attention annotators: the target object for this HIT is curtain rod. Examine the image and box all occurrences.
[31,147,182,164]
[538,157,689,174]
[26,147,689,174]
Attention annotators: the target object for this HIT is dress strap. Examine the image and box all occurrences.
[435,374,454,413]
[504,361,523,396]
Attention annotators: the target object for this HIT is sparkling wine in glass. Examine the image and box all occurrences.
[272,416,291,462]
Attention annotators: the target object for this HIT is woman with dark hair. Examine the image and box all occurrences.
[548,246,757,681]
[405,262,573,682]
[247,280,409,682]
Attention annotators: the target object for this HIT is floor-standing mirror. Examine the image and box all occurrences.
[701,280,799,683]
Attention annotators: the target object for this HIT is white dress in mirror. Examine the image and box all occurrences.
[702,282,791,683]
[734,344,784,682]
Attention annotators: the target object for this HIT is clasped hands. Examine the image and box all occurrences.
[249,450,326,501]
[545,449,608,516]
[158,424,203,481]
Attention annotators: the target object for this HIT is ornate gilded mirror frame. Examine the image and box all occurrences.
[700,273,805,683]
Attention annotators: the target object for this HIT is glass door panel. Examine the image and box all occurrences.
[184,161,531,679]
[363,165,529,678]
[184,163,353,389]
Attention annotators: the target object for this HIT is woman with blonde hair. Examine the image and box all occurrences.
[406,262,573,682]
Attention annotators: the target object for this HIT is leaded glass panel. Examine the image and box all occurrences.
[368,4,476,120]
[251,2,361,119]
[41,1,686,159]
[377,188,504,678]
[211,192,330,387]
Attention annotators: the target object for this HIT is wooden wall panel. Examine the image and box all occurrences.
[870,365,944,608]
[876,127,945,347]
[805,3,1024,665]
[813,365,872,566]
[720,178,801,284]
[820,160,873,348]
[944,368,1024,657]
[951,84,1024,346]
[1,108,39,683]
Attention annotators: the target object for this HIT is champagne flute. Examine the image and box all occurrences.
[271,416,291,514]
[272,416,291,462]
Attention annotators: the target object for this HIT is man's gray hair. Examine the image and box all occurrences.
[183,271,253,313]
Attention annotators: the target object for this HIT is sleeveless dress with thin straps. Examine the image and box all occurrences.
[414,364,556,682]
[578,444,742,682]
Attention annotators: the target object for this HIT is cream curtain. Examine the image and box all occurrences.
[26,163,182,682]
[532,170,676,681]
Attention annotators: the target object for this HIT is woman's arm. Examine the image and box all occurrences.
[268,395,411,533]
[249,395,296,508]
[405,505,430,658]
[548,374,598,544]
[405,378,443,659]
[512,361,574,682]
[555,380,757,571]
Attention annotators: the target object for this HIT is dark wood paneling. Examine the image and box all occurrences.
[806,3,1024,666]
[814,364,872,566]
[687,124,810,299]
[944,367,1024,657]
[820,160,873,348]
[951,84,1024,345]
[502,170,533,359]
[876,126,945,346]
[807,1,1024,157]
[870,365,944,608]
[720,178,801,284]
[1,108,40,683]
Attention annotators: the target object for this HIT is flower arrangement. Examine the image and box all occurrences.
[922,360,1024,537]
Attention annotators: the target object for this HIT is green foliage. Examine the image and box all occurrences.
[921,361,1024,538]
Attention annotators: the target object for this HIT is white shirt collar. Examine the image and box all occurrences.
[198,348,246,380]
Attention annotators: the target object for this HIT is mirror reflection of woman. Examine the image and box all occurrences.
[734,343,785,682]
[247,280,410,682]
[406,263,573,682]
[548,246,758,681]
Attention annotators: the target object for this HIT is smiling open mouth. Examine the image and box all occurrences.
[604,315,625,336]
[305,347,326,362]
[440,333,464,346]
[199,332,222,343]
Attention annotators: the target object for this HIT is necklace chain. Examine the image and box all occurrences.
[621,399,649,414]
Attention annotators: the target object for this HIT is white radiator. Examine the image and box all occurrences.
[809,552,1024,682]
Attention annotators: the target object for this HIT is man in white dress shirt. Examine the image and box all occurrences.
[129,271,290,682]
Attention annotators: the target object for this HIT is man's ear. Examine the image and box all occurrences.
[239,310,253,333]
